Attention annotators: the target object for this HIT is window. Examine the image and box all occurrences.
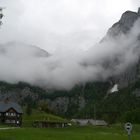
[11,113,16,116]
[5,112,16,116]
[6,112,9,116]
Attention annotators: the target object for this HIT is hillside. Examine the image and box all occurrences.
[0,80,139,124]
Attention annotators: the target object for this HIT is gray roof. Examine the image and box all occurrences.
[71,119,107,126]
[0,102,23,113]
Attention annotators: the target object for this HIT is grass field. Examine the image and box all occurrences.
[0,111,139,140]
[0,125,139,140]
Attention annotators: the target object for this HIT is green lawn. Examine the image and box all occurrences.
[0,125,139,140]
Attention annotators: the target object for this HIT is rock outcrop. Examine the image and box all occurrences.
[108,8,140,36]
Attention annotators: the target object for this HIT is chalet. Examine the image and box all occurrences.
[0,101,23,126]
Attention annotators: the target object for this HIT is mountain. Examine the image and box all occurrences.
[107,8,140,36]
[0,42,49,58]
[101,8,140,88]
[0,8,140,124]
[0,42,50,86]
[45,8,140,122]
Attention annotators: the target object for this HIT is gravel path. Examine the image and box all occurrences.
[0,127,19,130]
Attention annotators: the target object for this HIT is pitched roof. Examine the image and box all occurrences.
[0,102,23,113]
[71,119,107,126]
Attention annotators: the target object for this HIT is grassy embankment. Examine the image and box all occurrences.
[22,110,67,127]
[0,125,140,140]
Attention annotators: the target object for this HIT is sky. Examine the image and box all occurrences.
[0,0,140,90]
[0,0,139,52]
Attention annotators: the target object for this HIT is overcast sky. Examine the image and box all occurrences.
[0,0,139,53]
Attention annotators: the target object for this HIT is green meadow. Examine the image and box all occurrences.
[0,111,139,140]
[0,125,140,140]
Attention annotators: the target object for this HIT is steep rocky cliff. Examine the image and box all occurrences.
[102,8,140,88]
[108,8,140,36]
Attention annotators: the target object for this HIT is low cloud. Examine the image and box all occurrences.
[0,18,140,90]
[0,1,139,90]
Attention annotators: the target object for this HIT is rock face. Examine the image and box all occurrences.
[47,96,86,115]
[132,89,140,97]
[107,9,140,36]
[47,97,69,114]
[0,82,47,106]
[103,8,140,88]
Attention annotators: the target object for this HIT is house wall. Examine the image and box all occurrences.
[0,108,22,126]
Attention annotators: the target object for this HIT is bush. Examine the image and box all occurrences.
[122,109,140,124]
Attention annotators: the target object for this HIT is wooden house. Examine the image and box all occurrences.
[0,101,23,126]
